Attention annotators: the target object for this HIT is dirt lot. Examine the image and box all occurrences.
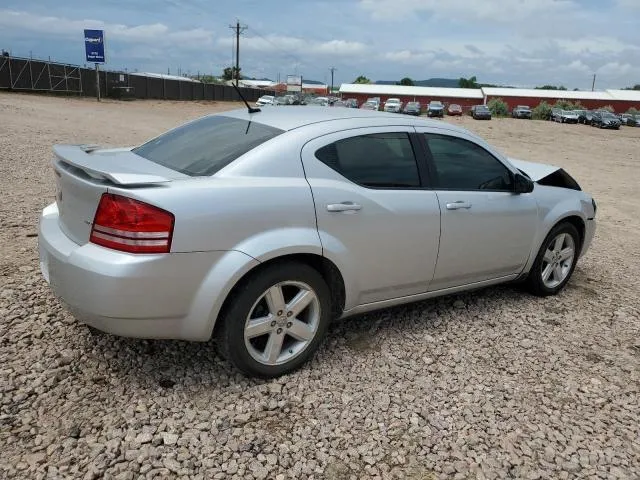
[1,93,639,479]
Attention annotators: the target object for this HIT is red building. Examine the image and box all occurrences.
[339,84,484,111]
[339,84,640,113]
[481,87,636,112]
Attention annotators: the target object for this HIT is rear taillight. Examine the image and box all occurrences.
[90,193,174,254]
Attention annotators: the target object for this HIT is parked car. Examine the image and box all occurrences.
[512,105,532,119]
[310,97,329,106]
[551,108,562,122]
[360,100,379,111]
[427,101,445,117]
[332,100,347,108]
[577,110,594,125]
[558,110,579,124]
[273,96,291,106]
[255,95,275,107]
[471,105,492,120]
[620,113,640,126]
[591,111,621,129]
[383,98,403,113]
[403,101,422,116]
[447,104,463,116]
[344,98,359,109]
[39,108,596,378]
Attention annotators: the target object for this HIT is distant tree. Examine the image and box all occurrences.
[626,107,639,115]
[535,85,567,90]
[487,97,509,116]
[622,84,640,90]
[532,101,553,120]
[354,75,371,84]
[458,76,480,88]
[397,77,414,86]
[223,66,241,81]
[197,75,223,84]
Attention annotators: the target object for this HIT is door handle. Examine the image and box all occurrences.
[446,201,472,210]
[326,202,362,213]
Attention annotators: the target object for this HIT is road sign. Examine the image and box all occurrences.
[84,29,105,63]
[286,74,302,92]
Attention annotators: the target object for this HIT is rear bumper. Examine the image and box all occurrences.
[39,203,258,340]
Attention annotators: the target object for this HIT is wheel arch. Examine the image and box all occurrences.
[521,209,587,277]
[211,253,346,339]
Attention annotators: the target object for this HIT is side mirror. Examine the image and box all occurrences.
[514,173,534,194]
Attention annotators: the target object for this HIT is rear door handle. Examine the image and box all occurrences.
[326,202,362,213]
[446,201,472,210]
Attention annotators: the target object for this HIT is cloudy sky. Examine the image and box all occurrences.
[1,0,639,89]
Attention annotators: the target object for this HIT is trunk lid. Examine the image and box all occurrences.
[53,144,184,245]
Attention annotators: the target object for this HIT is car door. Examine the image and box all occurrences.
[300,127,441,308]
[416,131,538,291]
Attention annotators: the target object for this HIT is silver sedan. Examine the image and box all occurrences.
[39,107,596,378]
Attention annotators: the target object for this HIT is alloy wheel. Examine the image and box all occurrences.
[243,281,320,366]
[541,233,575,289]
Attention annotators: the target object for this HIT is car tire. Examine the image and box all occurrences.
[216,262,332,378]
[525,222,581,297]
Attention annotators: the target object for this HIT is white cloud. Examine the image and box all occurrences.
[218,34,367,57]
[0,10,215,48]
[381,50,435,63]
[616,0,640,8]
[359,0,576,22]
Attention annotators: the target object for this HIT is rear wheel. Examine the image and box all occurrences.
[216,262,331,378]
[525,223,580,296]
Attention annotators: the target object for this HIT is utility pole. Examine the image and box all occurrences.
[591,73,596,91]
[229,20,247,86]
[329,66,337,95]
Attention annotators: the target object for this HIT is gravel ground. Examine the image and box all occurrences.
[1,93,639,479]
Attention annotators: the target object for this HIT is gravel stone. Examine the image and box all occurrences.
[1,94,639,480]
[161,433,179,446]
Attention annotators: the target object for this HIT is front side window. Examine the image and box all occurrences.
[424,134,513,191]
[133,116,283,176]
[315,133,421,188]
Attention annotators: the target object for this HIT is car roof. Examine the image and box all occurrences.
[218,106,469,133]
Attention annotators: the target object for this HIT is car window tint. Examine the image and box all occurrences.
[133,116,283,176]
[425,134,512,191]
[315,133,420,188]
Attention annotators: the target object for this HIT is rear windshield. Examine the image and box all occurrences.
[133,115,284,176]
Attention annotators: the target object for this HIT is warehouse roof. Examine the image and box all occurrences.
[482,87,614,101]
[605,89,640,102]
[339,83,484,99]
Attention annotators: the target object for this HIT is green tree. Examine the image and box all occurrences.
[532,101,553,120]
[353,75,371,84]
[626,107,639,115]
[487,97,509,116]
[622,84,640,90]
[458,76,479,88]
[553,100,583,111]
[223,66,241,81]
[535,85,567,90]
[397,77,414,86]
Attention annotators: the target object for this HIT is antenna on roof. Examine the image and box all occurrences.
[232,82,261,114]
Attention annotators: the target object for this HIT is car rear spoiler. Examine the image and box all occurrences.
[53,144,172,186]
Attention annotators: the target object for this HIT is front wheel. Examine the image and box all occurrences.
[216,262,331,378]
[525,223,580,296]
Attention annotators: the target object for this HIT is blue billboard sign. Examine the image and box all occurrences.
[84,29,105,63]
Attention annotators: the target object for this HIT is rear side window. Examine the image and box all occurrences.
[315,133,421,188]
[133,116,283,176]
